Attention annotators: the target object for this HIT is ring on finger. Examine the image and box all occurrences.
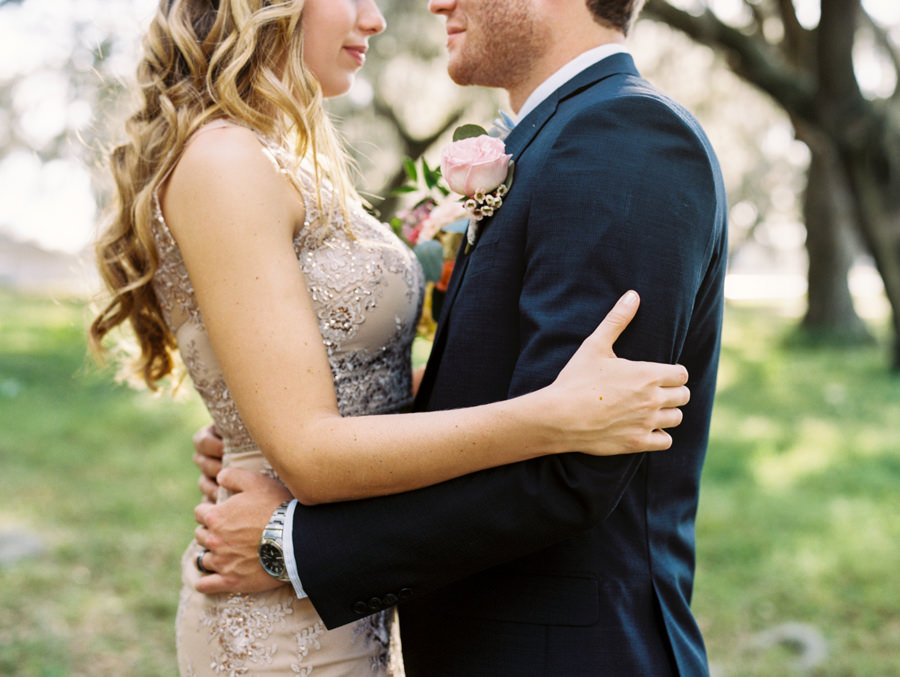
[196,548,215,575]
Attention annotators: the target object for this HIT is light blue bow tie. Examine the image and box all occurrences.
[489,111,516,140]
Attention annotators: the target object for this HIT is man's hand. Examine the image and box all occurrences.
[193,425,224,503]
[193,468,293,595]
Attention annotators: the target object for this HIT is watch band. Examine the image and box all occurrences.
[258,501,292,582]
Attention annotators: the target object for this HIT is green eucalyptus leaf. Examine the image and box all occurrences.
[504,159,516,191]
[413,239,444,283]
[452,124,489,142]
[422,158,437,189]
[403,157,418,182]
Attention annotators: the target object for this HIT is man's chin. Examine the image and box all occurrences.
[447,72,470,86]
[446,61,479,87]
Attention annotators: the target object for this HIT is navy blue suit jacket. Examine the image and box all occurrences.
[290,54,727,676]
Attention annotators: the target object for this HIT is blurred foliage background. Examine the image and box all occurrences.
[1,0,899,674]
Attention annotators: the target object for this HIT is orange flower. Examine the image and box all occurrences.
[435,260,455,293]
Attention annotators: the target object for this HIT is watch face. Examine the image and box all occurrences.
[259,542,285,577]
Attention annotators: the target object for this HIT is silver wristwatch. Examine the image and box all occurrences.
[258,501,292,582]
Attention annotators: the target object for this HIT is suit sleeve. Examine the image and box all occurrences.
[290,94,722,629]
[506,93,722,511]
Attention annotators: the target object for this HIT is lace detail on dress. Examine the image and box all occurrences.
[162,122,420,675]
[152,194,203,331]
[201,594,295,675]
[290,622,325,676]
[150,123,424,451]
[352,611,392,673]
[179,333,258,453]
[294,200,423,417]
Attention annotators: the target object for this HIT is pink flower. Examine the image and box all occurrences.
[440,135,511,197]
[403,222,423,245]
[419,198,469,242]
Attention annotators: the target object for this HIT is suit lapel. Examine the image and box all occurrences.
[415,54,642,409]
[422,104,559,362]
[502,53,639,158]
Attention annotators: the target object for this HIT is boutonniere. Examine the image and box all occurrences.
[440,125,515,252]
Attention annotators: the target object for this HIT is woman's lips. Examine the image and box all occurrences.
[344,46,367,66]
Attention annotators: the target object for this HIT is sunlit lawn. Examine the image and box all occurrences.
[695,302,900,676]
[0,289,208,676]
[0,288,898,676]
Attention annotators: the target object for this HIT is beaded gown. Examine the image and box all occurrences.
[151,122,423,676]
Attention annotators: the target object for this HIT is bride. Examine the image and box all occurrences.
[89,0,689,674]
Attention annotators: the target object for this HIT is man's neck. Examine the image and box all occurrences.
[506,29,624,113]
[510,43,629,122]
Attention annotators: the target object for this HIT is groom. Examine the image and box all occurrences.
[194,0,727,674]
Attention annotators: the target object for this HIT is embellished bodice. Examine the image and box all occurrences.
[150,127,424,461]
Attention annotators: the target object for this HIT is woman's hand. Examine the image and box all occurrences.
[547,291,690,455]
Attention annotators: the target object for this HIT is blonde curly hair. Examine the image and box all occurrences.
[90,0,357,389]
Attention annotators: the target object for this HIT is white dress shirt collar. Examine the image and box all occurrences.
[514,43,629,123]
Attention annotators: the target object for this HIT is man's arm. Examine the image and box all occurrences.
[191,288,686,595]
[193,466,293,594]
[280,94,723,629]
[194,92,723,628]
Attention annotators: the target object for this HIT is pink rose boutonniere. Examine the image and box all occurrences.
[440,125,515,251]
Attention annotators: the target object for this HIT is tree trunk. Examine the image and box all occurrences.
[799,134,873,343]
[642,0,900,368]
[840,143,900,368]
[815,0,900,367]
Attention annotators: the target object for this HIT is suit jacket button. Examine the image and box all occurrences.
[368,597,384,611]
[352,601,369,615]
[383,593,399,606]
[398,587,413,601]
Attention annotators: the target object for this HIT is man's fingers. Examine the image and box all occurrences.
[194,525,210,549]
[195,573,234,595]
[586,291,640,357]
[216,467,263,494]
[194,501,213,526]
[198,474,219,502]
[193,451,223,478]
[193,424,225,459]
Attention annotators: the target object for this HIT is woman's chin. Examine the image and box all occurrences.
[320,76,356,100]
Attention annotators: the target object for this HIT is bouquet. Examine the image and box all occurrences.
[390,125,514,331]
[390,157,469,332]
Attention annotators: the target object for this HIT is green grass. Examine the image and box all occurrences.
[1,288,898,675]
[0,289,208,676]
[694,304,900,676]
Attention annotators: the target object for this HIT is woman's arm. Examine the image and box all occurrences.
[163,126,688,505]
[411,365,426,397]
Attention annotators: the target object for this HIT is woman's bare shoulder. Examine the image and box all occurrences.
[174,124,277,185]
[162,123,302,238]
